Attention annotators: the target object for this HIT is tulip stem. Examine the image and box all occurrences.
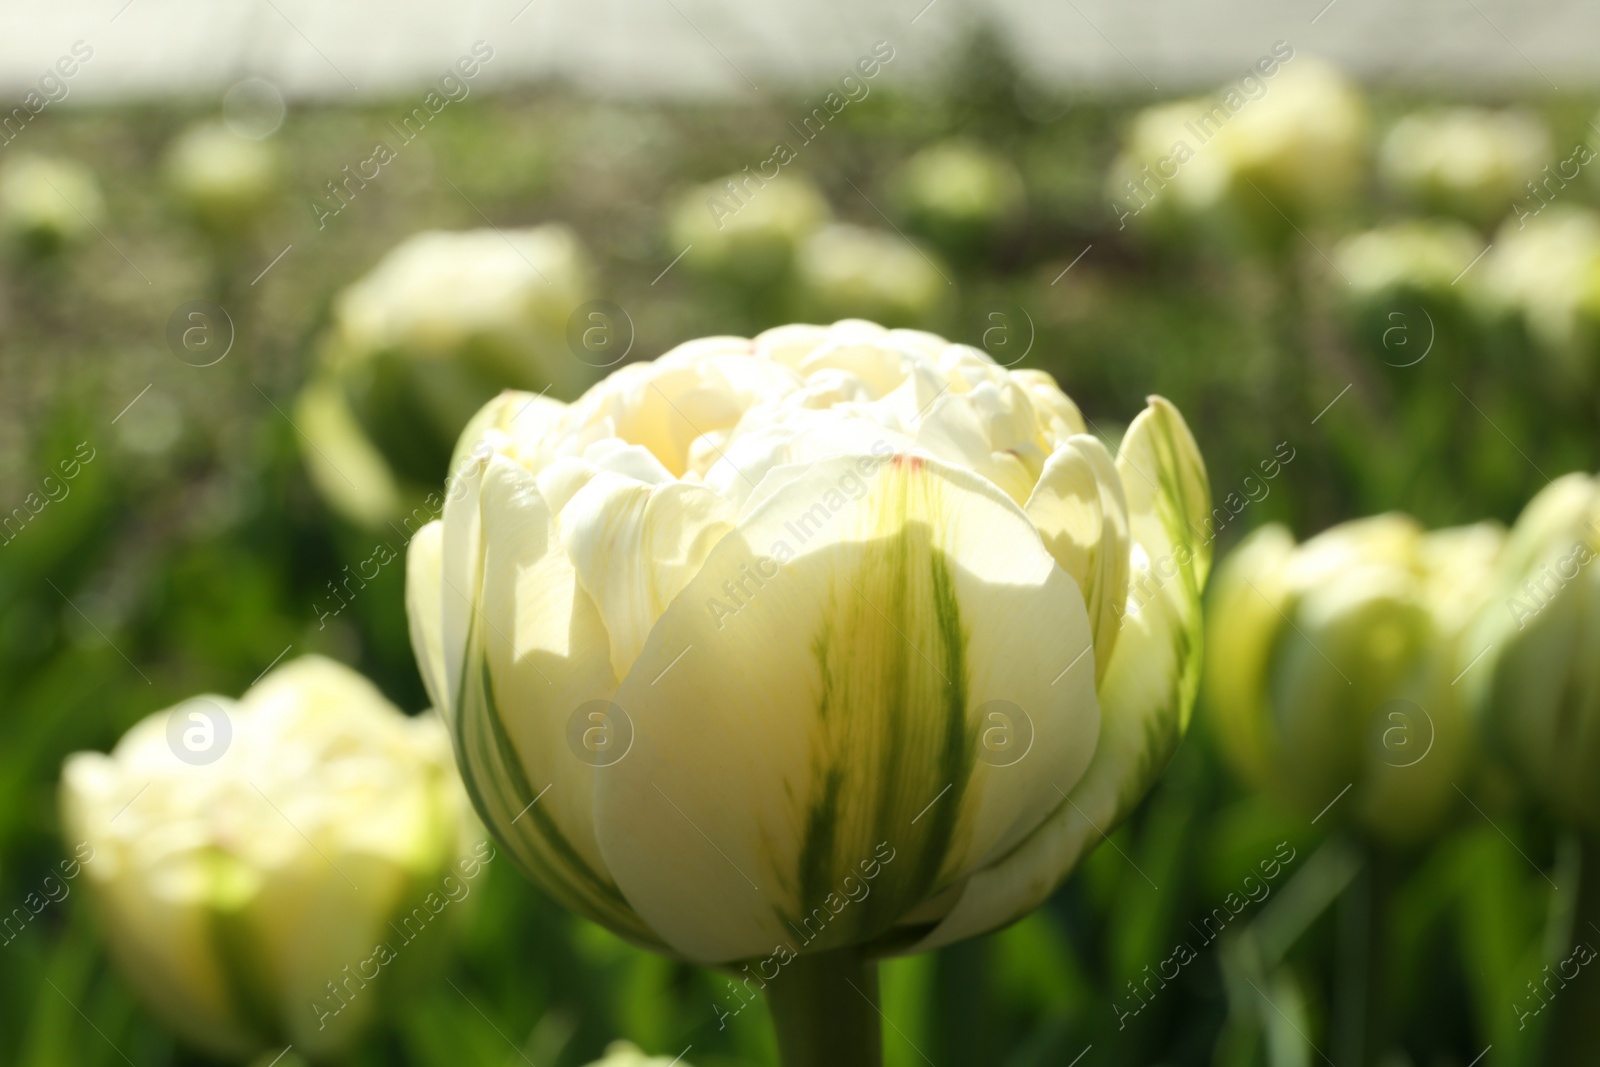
[763,947,882,1067]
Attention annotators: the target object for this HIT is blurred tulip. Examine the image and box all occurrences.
[1335,218,1485,305]
[584,1041,697,1067]
[1480,206,1600,379]
[1210,58,1368,213]
[1379,107,1551,226]
[668,171,829,284]
[296,225,594,527]
[797,225,948,326]
[59,656,472,1062]
[406,318,1210,1059]
[893,139,1024,253]
[1107,56,1367,235]
[0,154,104,256]
[1106,97,1235,227]
[1471,474,1600,832]
[1207,515,1503,844]
[165,121,282,233]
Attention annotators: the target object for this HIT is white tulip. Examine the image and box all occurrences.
[1472,473,1600,832]
[668,172,830,281]
[1207,515,1503,842]
[330,226,590,368]
[406,319,1211,978]
[797,227,948,326]
[1379,107,1551,224]
[59,656,471,1061]
[298,225,596,528]
[1335,218,1486,302]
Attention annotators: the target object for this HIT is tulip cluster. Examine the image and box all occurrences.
[665,142,1020,330]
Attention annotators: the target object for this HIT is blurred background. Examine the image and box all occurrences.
[2,1,1597,1065]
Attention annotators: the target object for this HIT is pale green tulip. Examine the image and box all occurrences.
[59,656,472,1062]
[1207,515,1503,843]
[1472,473,1600,832]
[405,319,1211,979]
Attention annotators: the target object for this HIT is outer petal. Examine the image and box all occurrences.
[907,396,1210,951]
[1025,434,1131,682]
[448,454,662,945]
[405,521,449,717]
[593,452,1100,963]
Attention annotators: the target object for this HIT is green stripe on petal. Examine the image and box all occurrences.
[909,396,1211,952]
[438,454,663,948]
[1026,433,1131,683]
[595,452,1099,964]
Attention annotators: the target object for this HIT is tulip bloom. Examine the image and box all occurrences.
[1207,515,1502,843]
[59,656,470,1062]
[296,225,595,528]
[1475,474,1600,831]
[407,320,1209,1062]
[164,121,282,233]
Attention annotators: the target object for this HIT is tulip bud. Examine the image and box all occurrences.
[296,226,595,527]
[1207,515,1503,844]
[893,140,1024,254]
[164,121,283,233]
[406,319,1210,970]
[797,226,948,327]
[0,154,105,256]
[1472,474,1600,831]
[668,171,830,285]
[59,656,471,1061]
[1378,107,1551,226]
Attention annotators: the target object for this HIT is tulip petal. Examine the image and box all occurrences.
[593,452,1099,963]
[449,455,662,945]
[1025,434,1131,681]
[908,397,1209,951]
[559,473,737,680]
[405,521,449,717]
